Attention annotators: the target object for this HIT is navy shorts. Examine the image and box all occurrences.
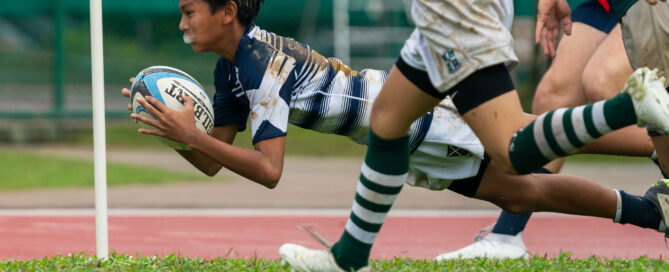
[572,0,618,34]
[446,155,554,198]
[446,154,491,198]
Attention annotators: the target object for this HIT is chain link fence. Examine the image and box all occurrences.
[0,0,585,142]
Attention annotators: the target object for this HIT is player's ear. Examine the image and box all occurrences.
[219,0,238,24]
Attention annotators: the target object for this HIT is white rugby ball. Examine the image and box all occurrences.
[130,66,214,150]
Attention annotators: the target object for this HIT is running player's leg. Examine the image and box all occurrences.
[488,5,667,174]
[620,2,669,177]
[434,166,552,260]
[281,1,669,270]
[451,28,664,261]
[475,6,616,256]
[531,21,610,171]
[575,24,654,157]
[407,0,667,175]
[466,65,669,175]
[436,157,666,260]
[468,161,664,240]
[464,76,650,174]
[281,2,512,267]
[475,162,663,230]
[326,38,637,271]
[581,26,630,102]
[327,65,440,271]
[476,161,616,218]
[325,1,518,267]
[451,5,656,259]
[472,21,611,258]
[278,66,439,271]
[469,20,611,258]
[620,2,669,239]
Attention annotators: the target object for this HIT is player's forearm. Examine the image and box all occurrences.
[176,149,223,177]
[175,125,237,177]
[186,130,284,188]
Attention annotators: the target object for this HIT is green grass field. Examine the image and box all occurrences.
[0,151,210,191]
[1,252,667,271]
[70,122,654,164]
[1,118,662,271]
[5,120,649,192]
[71,122,368,157]
[2,121,655,191]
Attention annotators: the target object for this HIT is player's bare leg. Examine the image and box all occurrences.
[468,23,611,256]
[576,25,654,157]
[462,75,664,175]
[532,22,611,172]
[574,130,654,156]
[581,26,631,101]
[534,22,608,111]
[475,160,616,218]
[319,1,669,267]
[460,90,533,174]
[367,66,440,139]
[441,22,663,261]
[323,66,440,271]
[534,25,654,168]
[435,158,666,260]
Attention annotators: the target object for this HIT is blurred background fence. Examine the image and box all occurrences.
[0,0,585,142]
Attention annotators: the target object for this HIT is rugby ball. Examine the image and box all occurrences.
[130,66,214,150]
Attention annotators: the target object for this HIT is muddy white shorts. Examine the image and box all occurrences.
[400,0,518,92]
[407,99,486,192]
[621,1,669,86]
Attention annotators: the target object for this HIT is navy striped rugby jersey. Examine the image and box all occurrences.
[212,24,432,151]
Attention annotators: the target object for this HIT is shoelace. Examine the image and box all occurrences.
[298,223,334,249]
[472,222,531,259]
[474,223,496,242]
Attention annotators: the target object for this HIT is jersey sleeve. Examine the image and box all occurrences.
[212,58,250,131]
[236,39,297,144]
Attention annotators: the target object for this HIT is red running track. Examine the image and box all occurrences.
[1,212,668,260]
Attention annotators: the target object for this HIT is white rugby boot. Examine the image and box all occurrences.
[435,231,529,260]
[622,67,669,134]
[279,243,370,272]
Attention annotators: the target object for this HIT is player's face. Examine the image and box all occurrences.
[178,0,227,52]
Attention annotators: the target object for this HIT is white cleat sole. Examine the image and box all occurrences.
[434,238,529,261]
[623,68,669,133]
[279,243,370,272]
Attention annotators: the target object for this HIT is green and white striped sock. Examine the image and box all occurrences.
[510,93,637,174]
[330,129,409,271]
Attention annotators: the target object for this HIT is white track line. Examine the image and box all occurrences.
[0,208,574,218]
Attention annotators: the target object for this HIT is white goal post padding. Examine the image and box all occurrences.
[90,0,109,259]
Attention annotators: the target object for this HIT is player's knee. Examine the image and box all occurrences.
[497,193,539,214]
[369,106,390,127]
[582,69,616,102]
[533,82,556,115]
[369,106,412,138]
[532,74,566,114]
[532,73,583,114]
[497,199,533,214]
[502,204,531,215]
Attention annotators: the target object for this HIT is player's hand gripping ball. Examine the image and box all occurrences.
[130,66,214,150]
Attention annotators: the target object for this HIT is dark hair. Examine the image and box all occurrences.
[202,0,264,26]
